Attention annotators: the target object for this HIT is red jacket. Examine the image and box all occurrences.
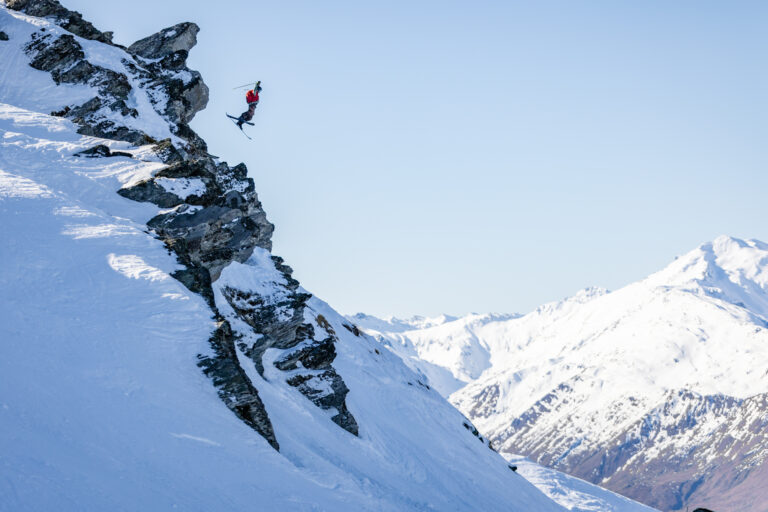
[246,89,259,104]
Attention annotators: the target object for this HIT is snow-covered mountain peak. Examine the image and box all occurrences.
[647,236,767,287]
[643,235,768,319]
[362,236,768,511]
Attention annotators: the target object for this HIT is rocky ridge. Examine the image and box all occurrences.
[487,384,768,511]
[8,0,358,450]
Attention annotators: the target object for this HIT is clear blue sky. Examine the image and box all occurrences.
[66,0,768,317]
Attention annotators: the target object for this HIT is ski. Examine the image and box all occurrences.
[226,114,252,140]
[226,114,254,126]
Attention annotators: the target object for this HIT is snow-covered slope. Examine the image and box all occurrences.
[359,238,768,511]
[350,312,522,396]
[349,312,461,333]
[0,3,568,511]
[503,455,657,512]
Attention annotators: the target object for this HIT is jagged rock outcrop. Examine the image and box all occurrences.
[128,22,199,59]
[198,320,280,450]
[128,158,274,281]
[126,22,208,125]
[0,31,9,40]
[220,270,359,435]
[18,3,207,145]
[7,0,113,43]
[15,2,358,450]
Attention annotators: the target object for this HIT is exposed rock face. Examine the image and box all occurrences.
[21,17,207,144]
[126,22,209,125]
[75,144,133,158]
[493,387,768,511]
[600,392,768,512]
[144,163,273,281]
[24,31,150,144]
[199,320,280,450]
[18,3,358,450]
[128,22,199,59]
[219,272,359,435]
[7,0,113,43]
[0,31,9,41]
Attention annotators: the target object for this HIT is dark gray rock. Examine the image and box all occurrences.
[462,420,494,449]
[67,97,150,145]
[0,32,9,41]
[125,23,208,124]
[128,23,199,60]
[152,139,185,164]
[117,180,186,208]
[23,33,151,143]
[167,71,209,124]
[222,273,359,436]
[198,321,279,450]
[75,144,132,158]
[274,338,336,371]
[25,33,131,98]
[148,195,273,281]
[342,323,362,336]
[50,105,71,117]
[26,33,87,82]
[7,0,114,43]
[287,370,359,435]
[22,21,207,142]
[222,282,311,375]
[117,159,224,208]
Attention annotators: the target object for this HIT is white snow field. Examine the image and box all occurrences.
[503,456,657,512]
[0,4,573,511]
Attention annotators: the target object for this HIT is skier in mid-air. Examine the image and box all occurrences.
[236,81,261,128]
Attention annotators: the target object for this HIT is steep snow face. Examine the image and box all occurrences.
[359,238,768,511]
[504,455,657,512]
[0,4,568,511]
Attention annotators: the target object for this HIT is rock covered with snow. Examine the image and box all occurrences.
[13,1,207,143]
[7,0,113,43]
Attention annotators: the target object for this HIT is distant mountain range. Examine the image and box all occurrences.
[350,236,768,512]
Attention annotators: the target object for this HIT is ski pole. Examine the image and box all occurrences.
[232,81,259,90]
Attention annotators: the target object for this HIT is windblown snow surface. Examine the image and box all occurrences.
[0,5,573,511]
[354,236,768,511]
